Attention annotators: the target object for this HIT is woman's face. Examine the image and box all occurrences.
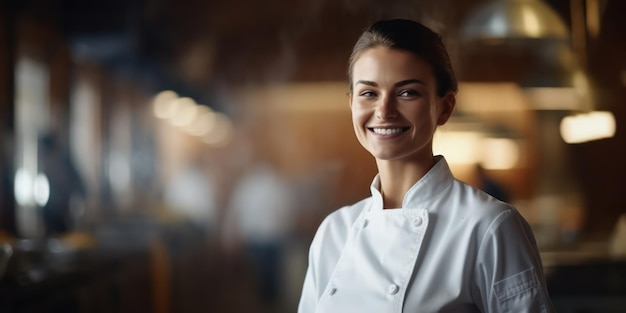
[349,46,454,162]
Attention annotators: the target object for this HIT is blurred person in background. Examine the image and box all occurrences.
[164,154,218,236]
[474,163,510,203]
[298,19,555,312]
[225,155,296,313]
[0,135,16,238]
[39,132,86,235]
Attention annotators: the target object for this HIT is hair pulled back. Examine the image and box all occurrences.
[348,19,457,97]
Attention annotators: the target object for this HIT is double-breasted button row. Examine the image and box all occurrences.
[326,284,400,296]
[361,217,422,229]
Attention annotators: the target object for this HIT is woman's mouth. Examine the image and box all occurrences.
[369,127,410,135]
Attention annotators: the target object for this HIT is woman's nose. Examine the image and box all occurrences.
[375,96,398,120]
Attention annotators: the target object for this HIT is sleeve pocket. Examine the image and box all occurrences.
[493,267,548,313]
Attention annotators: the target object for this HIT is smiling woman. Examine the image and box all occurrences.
[298,19,556,313]
[348,46,453,171]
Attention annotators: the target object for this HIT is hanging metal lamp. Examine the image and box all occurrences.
[461,0,570,41]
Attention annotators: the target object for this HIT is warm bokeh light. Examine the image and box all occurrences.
[171,97,198,127]
[202,113,233,147]
[521,5,541,37]
[433,130,483,165]
[560,111,616,144]
[434,131,520,169]
[152,90,179,119]
[186,107,217,137]
[480,138,520,170]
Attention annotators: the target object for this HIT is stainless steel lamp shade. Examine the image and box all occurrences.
[462,0,570,41]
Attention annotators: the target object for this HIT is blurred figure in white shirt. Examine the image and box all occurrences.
[226,160,295,313]
[165,156,218,234]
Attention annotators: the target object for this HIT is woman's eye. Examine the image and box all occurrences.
[359,91,376,97]
[399,90,419,98]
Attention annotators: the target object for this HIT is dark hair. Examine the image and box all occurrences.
[348,19,457,97]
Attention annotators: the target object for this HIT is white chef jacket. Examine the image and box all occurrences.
[298,156,555,313]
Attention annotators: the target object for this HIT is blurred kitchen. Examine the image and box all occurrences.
[0,0,625,312]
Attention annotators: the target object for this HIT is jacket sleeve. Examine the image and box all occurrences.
[472,209,556,313]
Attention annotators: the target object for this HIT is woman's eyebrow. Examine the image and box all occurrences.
[355,80,377,87]
[394,79,425,87]
[355,79,425,87]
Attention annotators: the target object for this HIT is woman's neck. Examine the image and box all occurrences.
[376,155,436,209]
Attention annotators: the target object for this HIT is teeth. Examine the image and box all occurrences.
[372,128,403,135]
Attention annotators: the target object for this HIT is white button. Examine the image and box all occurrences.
[387,284,399,295]
[362,219,369,228]
[328,286,337,295]
[412,217,423,227]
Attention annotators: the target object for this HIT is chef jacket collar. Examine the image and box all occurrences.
[369,155,454,211]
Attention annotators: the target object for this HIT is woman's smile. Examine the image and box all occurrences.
[368,127,410,137]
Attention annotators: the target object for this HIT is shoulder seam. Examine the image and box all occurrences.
[477,207,515,255]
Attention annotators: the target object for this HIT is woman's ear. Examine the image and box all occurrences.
[437,91,456,125]
[348,92,353,108]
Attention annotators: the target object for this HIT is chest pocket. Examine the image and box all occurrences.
[315,209,429,313]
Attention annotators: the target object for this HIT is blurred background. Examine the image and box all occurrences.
[0,0,625,312]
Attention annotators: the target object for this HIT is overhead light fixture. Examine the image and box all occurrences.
[461,0,569,42]
[560,111,616,144]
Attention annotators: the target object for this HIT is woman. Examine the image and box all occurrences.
[298,19,555,313]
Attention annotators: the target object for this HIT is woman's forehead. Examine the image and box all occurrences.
[351,47,435,83]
